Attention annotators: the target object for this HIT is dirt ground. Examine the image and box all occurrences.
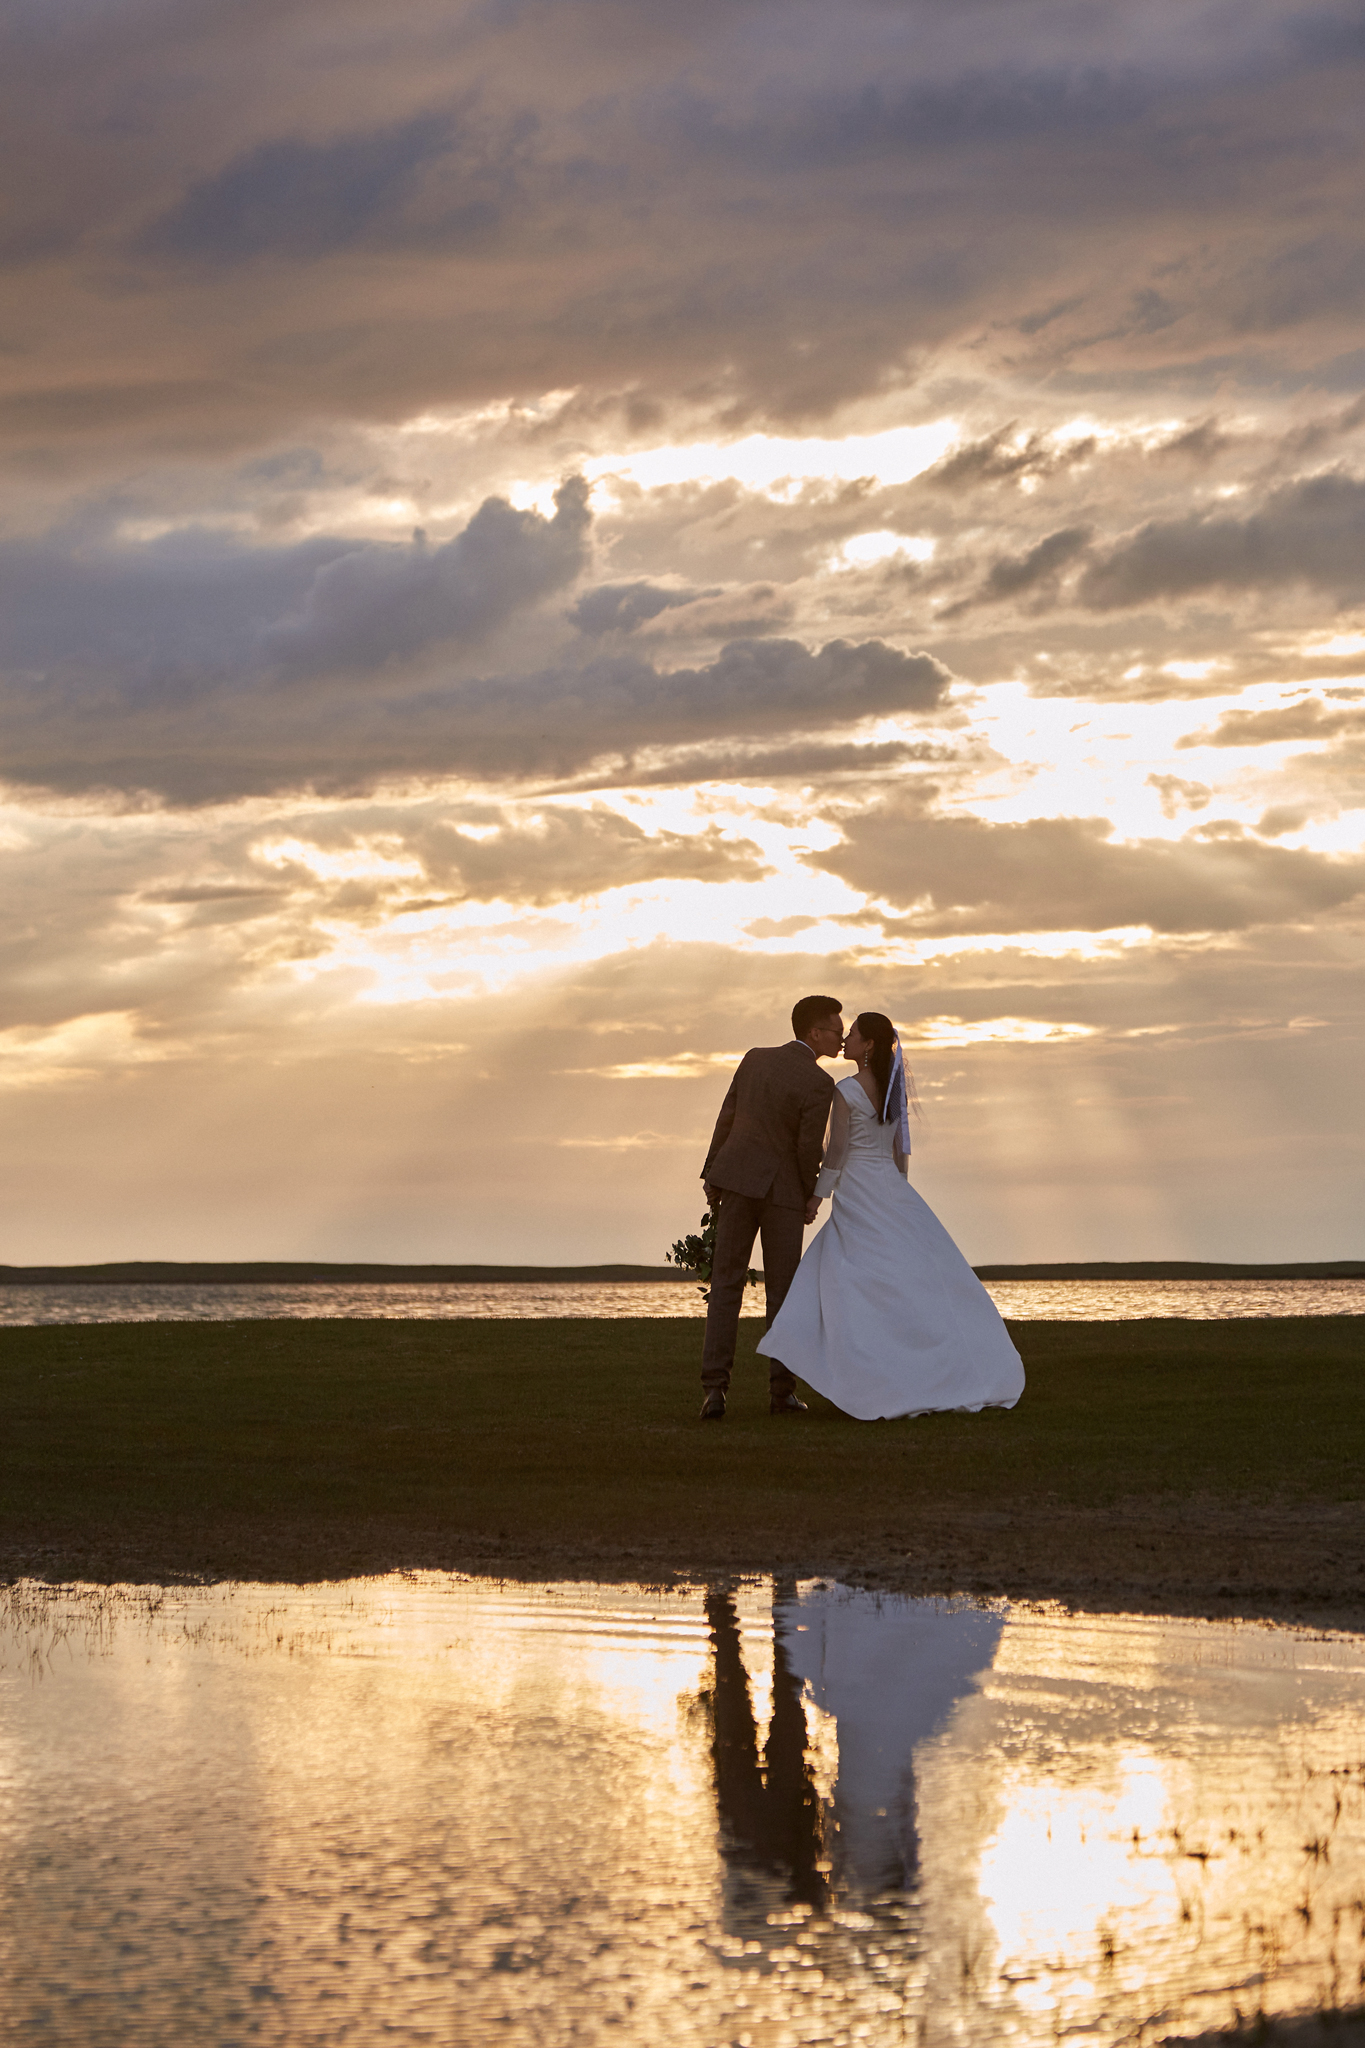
[6,1495,1364,1634]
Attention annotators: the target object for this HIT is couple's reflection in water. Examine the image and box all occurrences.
[700,1582,1006,1931]
[704,1583,834,1917]
[703,1583,918,1923]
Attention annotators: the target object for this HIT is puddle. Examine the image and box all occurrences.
[2,1576,1362,2045]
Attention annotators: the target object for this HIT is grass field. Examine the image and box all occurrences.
[3,1314,1362,1617]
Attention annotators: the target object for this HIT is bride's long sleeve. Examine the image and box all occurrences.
[813,1091,850,1196]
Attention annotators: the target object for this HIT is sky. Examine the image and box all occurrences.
[2,0,1363,1267]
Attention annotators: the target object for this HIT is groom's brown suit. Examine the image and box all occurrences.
[700,1041,835,1395]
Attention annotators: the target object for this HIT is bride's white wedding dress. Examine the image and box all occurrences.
[757,1076,1024,1421]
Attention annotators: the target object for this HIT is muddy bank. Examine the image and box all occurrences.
[6,1498,1363,1633]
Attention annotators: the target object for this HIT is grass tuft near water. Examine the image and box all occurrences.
[2,1315,1362,1615]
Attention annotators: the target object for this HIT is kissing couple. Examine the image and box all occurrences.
[698,994,1024,1422]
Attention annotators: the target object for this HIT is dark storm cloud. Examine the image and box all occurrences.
[139,113,474,263]
[0,532,954,804]
[377,636,952,792]
[943,526,1092,616]
[682,62,1159,174]
[568,581,712,636]
[0,480,588,697]
[266,478,590,677]
[1077,472,1365,611]
[810,796,1365,935]
[2,0,1363,465]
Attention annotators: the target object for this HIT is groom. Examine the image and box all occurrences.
[697,994,843,1420]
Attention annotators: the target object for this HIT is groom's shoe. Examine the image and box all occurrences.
[699,1389,727,1420]
[769,1391,808,1415]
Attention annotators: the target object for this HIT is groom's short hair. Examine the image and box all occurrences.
[791,994,843,1039]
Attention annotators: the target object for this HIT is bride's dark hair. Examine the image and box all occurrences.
[855,1011,897,1120]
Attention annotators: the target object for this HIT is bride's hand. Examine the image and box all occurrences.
[804,1196,822,1225]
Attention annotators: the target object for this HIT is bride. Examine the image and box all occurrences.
[757,1012,1024,1421]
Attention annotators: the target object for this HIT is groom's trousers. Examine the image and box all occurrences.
[700,1188,803,1396]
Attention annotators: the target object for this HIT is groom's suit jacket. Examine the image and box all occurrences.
[702,1042,835,1210]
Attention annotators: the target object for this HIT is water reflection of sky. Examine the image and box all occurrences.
[2,1275,1363,1323]
[1,1576,1362,2044]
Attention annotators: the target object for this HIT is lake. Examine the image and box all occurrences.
[2,1275,1363,1324]
[3,1574,1362,2045]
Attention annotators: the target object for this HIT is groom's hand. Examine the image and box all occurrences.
[803,1196,822,1225]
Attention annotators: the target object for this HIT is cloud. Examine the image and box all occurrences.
[407,637,957,789]
[1149,417,1238,465]
[809,796,1365,934]
[1,0,1365,1271]
[0,563,954,801]
[1176,696,1365,748]
[744,915,823,938]
[139,113,476,263]
[2,0,1364,473]
[943,525,1092,615]
[551,735,960,792]
[1269,395,1365,470]
[395,806,772,906]
[265,477,591,677]
[0,788,775,1050]
[1147,773,1213,818]
[0,479,589,695]
[568,581,712,636]
[1078,473,1365,611]
[1254,804,1314,837]
[924,429,1096,494]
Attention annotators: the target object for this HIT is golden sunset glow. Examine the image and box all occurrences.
[0,0,1361,1265]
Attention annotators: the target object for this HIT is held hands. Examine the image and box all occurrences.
[705,1178,820,1222]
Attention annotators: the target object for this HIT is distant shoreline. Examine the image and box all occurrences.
[974,1259,1365,1281]
[0,1258,1361,1286]
[0,1261,691,1286]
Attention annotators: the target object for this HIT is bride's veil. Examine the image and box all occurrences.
[882,1034,918,1154]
